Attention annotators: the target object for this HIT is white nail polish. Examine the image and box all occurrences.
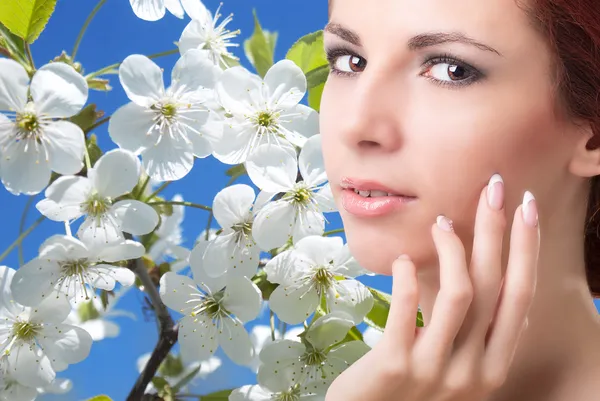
[522,191,538,228]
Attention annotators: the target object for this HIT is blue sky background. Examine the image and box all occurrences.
[0,0,599,400]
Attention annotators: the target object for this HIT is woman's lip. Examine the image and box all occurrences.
[341,188,417,217]
[340,177,416,197]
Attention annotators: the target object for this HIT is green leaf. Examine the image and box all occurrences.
[200,389,235,400]
[0,0,58,44]
[85,396,113,401]
[0,22,27,64]
[243,10,277,77]
[171,364,201,392]
[225,163,247,178]
[70,104,104,132]
[365,287,423,331]
[86,134,103,168]
[286,30,329,111]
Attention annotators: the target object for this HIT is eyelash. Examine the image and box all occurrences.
[324,47,483,89]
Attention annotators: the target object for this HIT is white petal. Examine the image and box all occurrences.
[332,245,371,278]
[90,264,136,288]
[263,250,297,285]
[171,49,221,93]
[9,344,55,388]
[29,295,72,324]
[269,282,320,325]
[0,59,28,111]
[10,258,59,306]
[77,214,124,246]
[93,149,141,198]
[229,385,273,401]
[305,312,355,350]
[108,102,155,154]
[292,209,325,244]
[264,60,306,110]
[187,126,212,158]
[79,319,120,341]
[314,183,337,213]
[39,234,89,260]
[0,266,23,317]
[41,377,73,394]
[0,140,51,195]
[38,324,93,365]
[180,0,211,21]
[159,272,200,313]
[119,55,164,106]
[252,201,296,251]
[253,190,277,215]
[362,327,383,348]
[257,339,305,391]
[188,241,227,293]
[112,199,159,235]
[279,104,319,147]
[210,124,256,165]
[213,184,255,228]
[92,240,145,262]
[295,236,343,266]
[298,135,327,187]
[245,144,297,192]
[201,233,235,277]
[178,315,219,361]
[164,0,184,18]
[328,280,374,325]
[141,135,194,181]
[43,121,85,175]
[215,67,263,115]
[327,340,370,374]
[129,0,166,21]
[1,381,38,401]
[221,277,262,322]
[31,63,88,118]
[218,318,253,366]
[178,19,210,56]
[36,175,90,221]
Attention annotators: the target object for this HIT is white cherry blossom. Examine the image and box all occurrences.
[245,135,336,251]
[129,0,200,21]
[248,325,304,373]
[178,2,240,68]
[159,265,262,365]
[108,49,221,181]
[10,235,141,306]
[0,266,92,389]
[0,59,87,195]
[0,356,72,401]
[36,148,159,245]
[265,235,374,325]
[211,60,319,165]
[194,184,260,278]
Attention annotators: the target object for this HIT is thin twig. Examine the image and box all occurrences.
[126,257,178,401]
[0,215,45,264]
[147,201,212,212]
[24,41,34,71]
[145,181,171,202]
[17,196,35,266]
[85,115,110,134]
[85,48,179,80]
[72,0,107,60]
[323,228,344,236]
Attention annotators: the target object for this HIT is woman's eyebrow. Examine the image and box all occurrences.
[324,22,503,57]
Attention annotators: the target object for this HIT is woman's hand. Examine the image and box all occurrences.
[325,178,541,401]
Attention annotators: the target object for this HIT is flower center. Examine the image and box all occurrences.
[232,221,252,237]
[160,103,178,121]
[61,258,90,277]
[301,348,328,367]
[292,187,311,204]
[12,321,41,342]
[14,106,44,141]
[250,110,281,136]
[275,386,301,401]
[191,292,227,320]
[83,193,112,217]
[312,267,334,296]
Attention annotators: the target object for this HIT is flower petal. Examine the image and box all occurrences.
[252,201,296,251]
[291,209,326,245]
[221,277,262,322]
[129,0,166,21]
[36,175,90,221]
[218,318,253,366]
[171,48,221,93]
[0,59,28,111]
[328,280,374,325]
[10,258,60,306]
[159,272,201,313]
[93,149,141,198]
[215,67,262,115]
[327,340,371,376]
[314,183,337,213]
[257,339,305,391]
[30,63,88,118]
[28,295,72,324]
[0,139,51,195]
[164,0,184,18]
[90,264,136,288]
[79,319,120,341]
[210,123,255,165]
[9,344,55,388]
[92,240,145,262]
[245,144,297,192]
[77,214,124,246]
[229,385,272,401]
[280,103,319,147]
[298,135,327,187]
[269,281,319,325]
[295,236,343,266]
[112,199,159,235]
[305,312,355,350]
[38,324,92,365]
[188,241,227,293]
[263,250,297,285]
[180,0,211,21]
[43,121,85,175]
[264,60,306,110]
[0,266,24,317]
[141,135,194,181]
[178,315,219,361]
[213,184,255,228]
[108,102,155,154]
[119,55,164,106]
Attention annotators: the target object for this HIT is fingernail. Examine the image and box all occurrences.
[523,318,529,330]
[522,191,538,228]
[487,174,505,211]
[397,254,411,261]
[436,215,454,232]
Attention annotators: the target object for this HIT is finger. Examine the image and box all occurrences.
[414,216,472,366]
[383,254,420,352]
[446,176,506,387]
[484,191,539,378]
[454,178,506,346]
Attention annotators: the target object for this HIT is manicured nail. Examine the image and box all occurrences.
[436,215,454,232]
[522,191,538,228]
[397,254,411,261]
[487,174,505,211]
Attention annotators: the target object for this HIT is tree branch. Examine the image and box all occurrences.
[127,257,178,401]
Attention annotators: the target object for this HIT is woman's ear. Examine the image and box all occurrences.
[568,122,600,178]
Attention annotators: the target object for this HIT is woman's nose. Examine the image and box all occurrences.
[340,67,404,152]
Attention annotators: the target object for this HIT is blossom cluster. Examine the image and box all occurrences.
[0,0,380,399]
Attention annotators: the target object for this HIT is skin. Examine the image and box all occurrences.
[320,0,600,400]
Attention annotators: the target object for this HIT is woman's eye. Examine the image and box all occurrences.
[422,59,478,85]
[330,53,367,75]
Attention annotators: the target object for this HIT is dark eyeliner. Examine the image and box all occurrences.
[325,46,365,77]
[421,52,485,88]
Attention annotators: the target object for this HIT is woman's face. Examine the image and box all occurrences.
[320,0,579,275]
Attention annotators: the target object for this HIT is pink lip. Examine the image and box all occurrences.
[339,177,417,217]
